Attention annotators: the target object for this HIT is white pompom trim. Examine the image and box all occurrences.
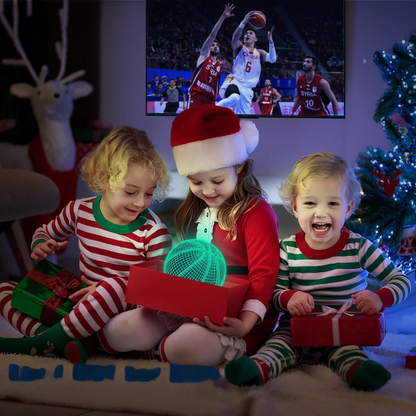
[173,131,249,176]
[240,120,259,155]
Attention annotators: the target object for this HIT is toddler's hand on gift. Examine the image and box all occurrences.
[31,239,70,261]
[69,275,98,309]
[193,310,258,338]
[287,291,314,316]
[351,290,383,315]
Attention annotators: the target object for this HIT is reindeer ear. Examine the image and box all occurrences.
[10,83,35,99]
[70,81,93,99]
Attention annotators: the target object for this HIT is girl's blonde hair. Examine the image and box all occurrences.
[174,158,265,242]
[80,126,170,201]
[279,152,361,214]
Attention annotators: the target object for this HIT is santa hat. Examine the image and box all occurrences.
[171,105,259,176]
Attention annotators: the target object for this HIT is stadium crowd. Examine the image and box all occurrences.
[147,0,344,101]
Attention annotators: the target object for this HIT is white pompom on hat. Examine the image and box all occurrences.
[170,105,259,176]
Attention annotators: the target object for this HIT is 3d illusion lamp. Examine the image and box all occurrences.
[163,239,226,286]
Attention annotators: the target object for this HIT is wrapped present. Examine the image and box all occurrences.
[291,302,386,347]
[11,260,85,326]
[405,347,416,370]
[377,239,389,256]
[76,142,99,165]
[74,120,113,143]
[398,225,416,256]
[125,259,250,326]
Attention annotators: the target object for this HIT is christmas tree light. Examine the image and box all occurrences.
[346,34,416,274]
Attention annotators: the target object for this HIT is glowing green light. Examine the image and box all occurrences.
[164,239,227,286]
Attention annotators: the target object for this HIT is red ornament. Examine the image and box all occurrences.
[372,169,403,198]
[398,226,416,256]
[390,112,410,130]
[406,347,416,370]
[378,240,389,256]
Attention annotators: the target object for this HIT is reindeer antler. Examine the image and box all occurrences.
[0,0,84,84]
[52,0,86,84]
[56,0,68,81]
[0,0,39,84]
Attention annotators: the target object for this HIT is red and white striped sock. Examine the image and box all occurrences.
[252,357,270,384]
[0,281,46,337]
[157,335,171,363]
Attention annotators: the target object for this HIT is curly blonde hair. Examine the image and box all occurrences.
[279,152,361,214]
[174,159,265,241]
[80,126,170,201]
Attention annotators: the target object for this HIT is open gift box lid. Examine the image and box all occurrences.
[126,259,250,325]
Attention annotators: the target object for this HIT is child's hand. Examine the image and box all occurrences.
[193,310,258,338]
[287,291,314,316]
[68,275,98,309]
[351,290,383,315]
[30,239,70,261]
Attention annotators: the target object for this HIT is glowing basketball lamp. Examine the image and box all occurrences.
[163,239,226,287]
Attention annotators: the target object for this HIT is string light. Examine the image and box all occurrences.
[353,37,416,274]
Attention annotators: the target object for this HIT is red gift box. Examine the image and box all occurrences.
[291,308,386,347]
[405,347,416,370]
[76,142,99,165]
[125,259,250,326]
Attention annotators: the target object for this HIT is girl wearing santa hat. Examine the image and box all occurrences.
[165,104,280,365]
[98,105,280,366]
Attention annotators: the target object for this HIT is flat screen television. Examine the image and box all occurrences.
[146,0,345,118]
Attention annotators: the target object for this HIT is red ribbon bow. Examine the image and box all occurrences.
[28,268,82,326]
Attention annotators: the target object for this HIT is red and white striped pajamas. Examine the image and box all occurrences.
[0,281,45,337]
[0,196,172,340]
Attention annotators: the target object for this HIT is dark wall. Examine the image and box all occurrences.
[0,0,100,143]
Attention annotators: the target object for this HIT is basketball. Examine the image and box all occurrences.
[163,239,226,286]
[248,11,266,30]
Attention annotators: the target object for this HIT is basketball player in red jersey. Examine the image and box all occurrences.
[256,79,281,115]
[291,56,339,116]
[188,3,234,108]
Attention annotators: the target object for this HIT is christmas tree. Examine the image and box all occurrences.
[346,34,416,274]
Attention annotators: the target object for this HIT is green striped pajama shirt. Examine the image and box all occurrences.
[253,228,411,380]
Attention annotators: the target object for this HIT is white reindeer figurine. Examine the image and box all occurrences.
[0,0,93,171]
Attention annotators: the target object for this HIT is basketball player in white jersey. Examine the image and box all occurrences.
[217,10,276,114]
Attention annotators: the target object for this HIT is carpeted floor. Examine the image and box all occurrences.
[0,210,414,415]
[0,332,415,416]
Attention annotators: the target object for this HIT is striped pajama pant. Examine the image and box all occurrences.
[0,281,44,337]
[0,278,132,345]
[252,320,370,382]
